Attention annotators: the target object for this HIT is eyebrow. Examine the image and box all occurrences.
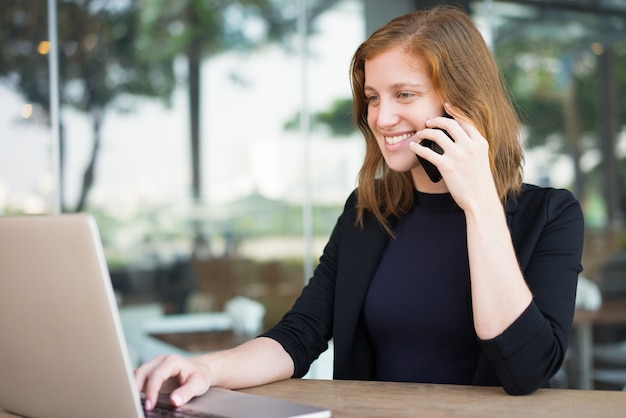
[364,82,426,92]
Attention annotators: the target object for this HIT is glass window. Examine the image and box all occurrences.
[476,1,626,297]
[0,0,365,327]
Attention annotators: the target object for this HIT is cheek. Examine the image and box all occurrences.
[366,107,377,130]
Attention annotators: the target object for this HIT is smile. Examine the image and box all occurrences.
[384,131,416,145]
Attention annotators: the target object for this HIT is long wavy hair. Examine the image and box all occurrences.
[350,6,523,233]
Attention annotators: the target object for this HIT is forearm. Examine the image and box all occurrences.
[465,198,532,340]
[203,336,295,389]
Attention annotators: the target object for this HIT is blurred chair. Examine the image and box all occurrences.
[593,254,626,391]
[593,340,626,390]
[574,275,626,390]
[561,275,602,389]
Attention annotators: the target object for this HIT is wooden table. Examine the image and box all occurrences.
[1,378,625,417]
[241,378,626,417]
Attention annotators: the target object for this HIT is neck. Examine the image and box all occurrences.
[411,168,449,194]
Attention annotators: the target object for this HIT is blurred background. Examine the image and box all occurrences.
[1,0,625,390]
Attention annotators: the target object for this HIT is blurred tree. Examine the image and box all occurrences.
[284,97,355,137]
[0,0,177,212]
[496,37,594,200]
[495,17,626,224]
[137,0,342,209]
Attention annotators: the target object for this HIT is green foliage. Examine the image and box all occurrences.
[136,0,327,62]
[495,22,626,151]
[0,1,180,212]
[0,1,177,114]
[285,97,356,137]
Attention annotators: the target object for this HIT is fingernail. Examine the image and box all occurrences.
[171,394,182,406]
[144,399,152,410]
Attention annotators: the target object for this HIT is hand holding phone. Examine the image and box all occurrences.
[416,114,453,183]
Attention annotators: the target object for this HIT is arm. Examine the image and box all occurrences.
[261,193,351,376]
[135,336,294,410]
[464,194,533,340]
[428,106,583,393]
[476,188,584,394]
[457,167,583,394]
[426,112,534,339]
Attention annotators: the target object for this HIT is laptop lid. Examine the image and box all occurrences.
[0,214,144,418]
[0,214,331,418]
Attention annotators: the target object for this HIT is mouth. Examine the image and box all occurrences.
[384,131,416,145]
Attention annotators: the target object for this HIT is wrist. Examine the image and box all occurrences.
[197,352,221,387]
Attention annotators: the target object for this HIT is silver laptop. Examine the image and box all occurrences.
[0,214,330,418]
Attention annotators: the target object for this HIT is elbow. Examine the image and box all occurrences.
[500,361,561,396]
[499,332,568,396]
[502,382,541,396]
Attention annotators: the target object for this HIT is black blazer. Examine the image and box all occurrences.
[263,183,584,395]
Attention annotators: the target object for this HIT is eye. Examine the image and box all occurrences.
[397,91,415,100]
[365,94,379,106]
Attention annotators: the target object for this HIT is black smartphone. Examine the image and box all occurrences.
[416,114,453,183]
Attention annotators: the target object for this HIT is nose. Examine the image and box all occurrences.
[372,99,400,129]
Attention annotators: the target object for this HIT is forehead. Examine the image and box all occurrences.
[364,45,431,87]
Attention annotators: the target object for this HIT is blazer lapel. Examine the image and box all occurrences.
[334,210,390,346]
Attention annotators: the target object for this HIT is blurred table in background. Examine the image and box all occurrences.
[572,299,626,389]
[148,329,250,353]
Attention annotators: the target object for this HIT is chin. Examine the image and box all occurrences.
[383,156,420,174]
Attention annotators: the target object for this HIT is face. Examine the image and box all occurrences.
[364,45,444,179]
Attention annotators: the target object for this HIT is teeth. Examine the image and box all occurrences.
[384,132,414,145]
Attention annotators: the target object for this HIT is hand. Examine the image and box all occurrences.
[134,354,213,410]
[412,102,499,212]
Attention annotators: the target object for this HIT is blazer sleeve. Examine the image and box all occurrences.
[260,192,357,377]
[475,186,585,395]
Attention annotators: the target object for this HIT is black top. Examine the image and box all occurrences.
[363,191,480,383]
[262,184,585,395]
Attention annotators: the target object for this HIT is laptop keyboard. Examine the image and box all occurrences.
[142,400,228,418]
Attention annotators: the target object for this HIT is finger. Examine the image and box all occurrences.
[139,355,184,410]
[169,372,211,407]
[443,102,483,140]
[134,354,165,394]
[409,139,442,160]
[412,126,456,159]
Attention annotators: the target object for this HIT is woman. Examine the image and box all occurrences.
[137,6,584,409]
